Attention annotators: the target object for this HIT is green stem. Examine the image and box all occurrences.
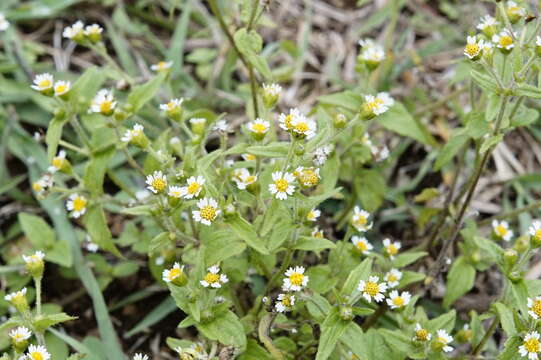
[35,277,42,316]
[471,316,499,356]
[258,313,284,360]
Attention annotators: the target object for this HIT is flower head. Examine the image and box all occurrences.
[351,206,373,232]
[351,236,373,255]
[32,174,53,196]
[464,36,484,60]
[248,118,270,140]
[54,80,71,97]
[180,176,205,199]
[359,41,385,69]
[413,323,432,342]
[283,266,309,291]
[242,153,256,161]
[313,145,332,166]
[232,168,257,190]
[63,21,85,41]
[168,186,183,198]
[262,83,282,107]
[492,220,513,241]
[121,124,147,148]
[22,251,45,266]
[5,288,27,303]
[383,238,401,259]
[477,15,499,37]
[84,24,103,42]
[90,89,116,116]
[212,120,229,133]
[528,297,541,319]
[493,29,516,51]
[278,108,303,132]
[66,193,88,218]
[133,354,149,360]
[312,227,324,238]
[529,221,541,243]
[269,171,296,200]
[146,170,168,194]
[290,114,317,140]
[358,276,387,303]
[386,290,411,309]
[384,268,403,288]
[26,345,51,360]
[48,150,68,173]
[361,92,394,118]
[294,167,320,187]
[306,208,321,222]
[434,329,454,353]
[520,331,541,360]
[200,265,228,288]
[0,13,10,31]
[31,73,54,93]
[151,61,173,72]
[275,293,296,313]
[193,197,220,226]
[9,326,32,343]
[506,1,526,22]
[162,262,187,286]
[160,98,184,119]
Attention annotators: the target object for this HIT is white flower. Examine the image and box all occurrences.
[84,24,103,36]
[63,21,84,39]
[362,92,394,117]
[477,15,499,30]
[22,251,45,265]
[371,144,390,162]
[464,36,484,59]
[66,193,87,218]
[160,98,184,112]
[31,73,54,92]
[180,176,205,199]
[520,331,541,360]
[361,45,385,63]
[413,323,432,342]
[506,1,526,16]
[212,120,229,132]
[54,80,71,96]
[248,118,270,135]
[168,185,183,198]
[269,171,296,200]
[492,220,513,241]
[133,354,149,360]
[242,153,256,161]
[9,326,31,343]
[537,36,541,47]
[358,276,387,303]
[262,83,282,98]
[48,150,67,173]
[278,108,303,132]
[121,124,144,142]
[493,29,516,50]
[232,168,257,190]
[528,297,541,320]
[294,166,320,187]
[200,265,228,288]
[32,174,53,194]
[193,197,220,226]
[190,118,206,125]
[146,170,168,194]
[5,288,27,302]
[290,114,317,139]
[529,220,541,242]
[90,89,116,115]
[162,262,184,283]
[383,238,401,259]
[435,329,454,353]
[312,227,324,238]
[351,236,373,255]
[384,269,403,288]
[313,145,332,166]
[306,208,321,222]
[27,344,51,360]
[151,61,173,72]
[386,290,411,309]
[275,293,296,313]
[283,266,309,291]
[0,13,10,31]
[351,206,373,232]
[85,241,99,253]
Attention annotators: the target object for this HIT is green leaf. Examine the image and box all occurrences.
[245,142,289,157]
[34,313,77,332]
[376,102,436,146]
[294,236,336,251]
[196,310,247,350]
[516,83,541,99]
[121,205,153,216]
[471,69,499,93]
[434,130,468,171]
[238,339,272,360]
[480,133,503,154]
[127,73,165,112]
[149,232,170,255]
[379,328,412,355]
[226,215,269,254]
[355,169,386,212]
[494,302,516,336]
[316,309,351,360]
[69,66,107,112]
[497,335,522,360]
[234,28,263,54]
[47,239,73,267]
[443,256,476,308]
[427,310,456,333]
[317,91,363,111]
[510,280,529,316]
[83,205,121,257]
[19,212,56,248]
[393,251,427,268]
[125,297,176,337]
[112,261,139,277]
[203,230,247,265]
[46,116,66,162]
[307,265,338,294]
[341,258,372,296]
[306,293,332,320]
[84,146,115,196]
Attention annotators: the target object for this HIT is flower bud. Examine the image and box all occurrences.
[22,251,45,279]
[190,118,207,136]
[84,24,103,43]
[262,83,282,108]
[4,288,29,314]
[339,305,354,321]
[514,235,530,252]
[9,326,31,353]
[333,113,348,129]
[508,270,523,283]
[456,326,473,344]
[113,108,129,122]
[503,248,518,268]
[161,99,184,122]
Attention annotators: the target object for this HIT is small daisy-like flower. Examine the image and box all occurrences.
[85,241,99,253]
[133,354,149,360]
[9,326,31,343]
[520,331,541,359]
[5,288,27,303]
[290,114,317,140]
[269,171,296,200]
[48,150,68,173]
[386,290,411,309]
[361,92,394,118]
[492,220,513,241]
[360,44,385,68]
[278,108,303,132]
[313,145,332,166]
[528,297,541,319]
[435,330,454,353]
[27,345,51,360]
[294,167,320,187]
[63,21,84,40]
[529,220,541,243]
[262,83,282,107]
[477,15,499,35]
[200,265,228,288]
[66,193,88,218]
[384,269,403,288]
[275,293,296,313]
[54,80,71,97]
[371,144,390,162]
[31,73,54,92]
[351,206,373,232]
[168,186,183,198]
[162,262,185,285]
[413,323,432,342]
[232,168,257,190]
[121,124,144,143]
[84,24,103,42]
[180,176,205,199]
[351,236,373,255]
[506,1,526,19]
[193,197,220,226]
[146,170,168,194]
[22,251,45,266]
[493,29,516,51]
[212,120,229,132]
[0,13,10,31]
[382,238,401,260]
[160,98,183,113]
[464,36,484,60]
[90,89,116,116]
[306,208,321,222]
[358,276,387,303]
[248,118,270,140]
[32,174,53,195]
[242,153,256,161]
[283,266,309,292]
[151,61,173,72]
[312,227,324,238]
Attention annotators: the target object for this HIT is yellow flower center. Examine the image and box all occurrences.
[392,296,404,307]
[204,272,220,284]
[416,329,429,341]
[30,352,43,360]
[100,101,113,114]
[275,178,289,192]
[157,61,168,70]
[187,182,201,195]
[244,154,256,161]
[354,216,367,227]
[245,175,256,184]
[73,197,87,212]
[495,224,508,237]
[252,123,267,134]
[437,336,448,345]
[12,333,23,341]
[55,84,68,94]
[168,268,181,280]
[200,205,217,221]
[387,273,398,283]
[33,182,43,192]
[167,101,176,110]
[386,244,398,256]
[499,36,513,48]
[284,114,293,129]
[152,178,167,192]
[535,229,541,240]
[52,157,64,169]
[300,170,319,186]
[289,272,304,286]
[532,301,541,317]
[356,241,367,252]
[465,43,479,57]
[38,79,51,88]
[364,98,383,113]
[294,121,309,133]
[364,281,379,297]
[281,296,292,307]
[525,338,541,353]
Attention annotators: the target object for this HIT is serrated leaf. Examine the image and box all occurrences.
[427,310,456,333]
[245,142,289,157]
[498,335,522,360]
[434,130,468,171]
[84,146,114,196]
[516,83,541,99]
